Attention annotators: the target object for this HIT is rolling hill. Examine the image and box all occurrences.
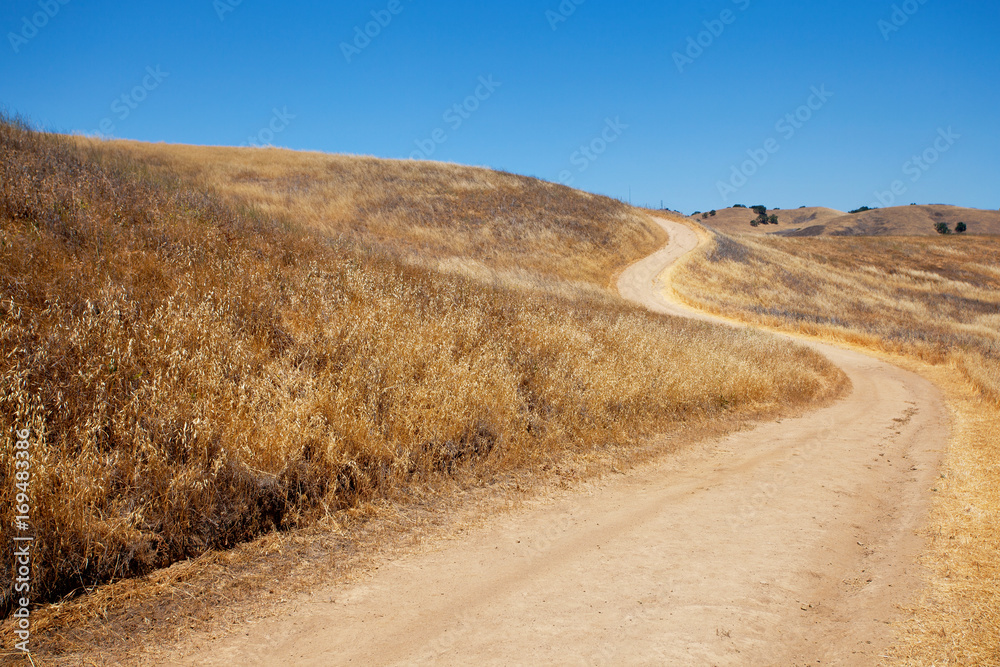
[693,204,1000,237]
[0,118,842,622]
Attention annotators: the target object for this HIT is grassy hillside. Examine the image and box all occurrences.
[672,229,1000,663]
[693,206,846,236]
[0,119,844,618]
[698,204,1000,237]
[88,140,662,288]
[822,204,1000,236]
[675,232,1000,395]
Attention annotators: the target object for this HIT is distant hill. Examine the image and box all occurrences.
[692,204,1000,236]
[692,207,846,236]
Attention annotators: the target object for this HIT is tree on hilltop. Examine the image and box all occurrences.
[748,205,777,227]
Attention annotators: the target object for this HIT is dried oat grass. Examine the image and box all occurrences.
[0,120,841,624]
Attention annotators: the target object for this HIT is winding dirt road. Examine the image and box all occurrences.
[170,217,947,665]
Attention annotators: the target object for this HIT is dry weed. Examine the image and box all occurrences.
[80,139,663,288]
[0,120,841,628]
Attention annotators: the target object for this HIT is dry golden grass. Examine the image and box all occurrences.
[87,139,663,288]
[698,204,1000,238]
[0,117,844,637]
[672,229,1000,663]
[827,205,1000,237]
[889,363,1000,666]
[694,205,846,235]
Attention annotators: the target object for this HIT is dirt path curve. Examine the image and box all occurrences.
[170,217,947,666]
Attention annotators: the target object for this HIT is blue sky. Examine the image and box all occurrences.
[2,0,997,213]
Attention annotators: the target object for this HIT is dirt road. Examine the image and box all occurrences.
[170,217,947,665]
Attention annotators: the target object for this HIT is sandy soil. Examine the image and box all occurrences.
[164,217,947,666]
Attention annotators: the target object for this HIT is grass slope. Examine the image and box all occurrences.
[698,204,1000,237]
[91,140,663,288]
[694,206,846,236]
[0,120,844,621]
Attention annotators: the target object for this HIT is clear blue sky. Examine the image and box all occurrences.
[2,0,997,213]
